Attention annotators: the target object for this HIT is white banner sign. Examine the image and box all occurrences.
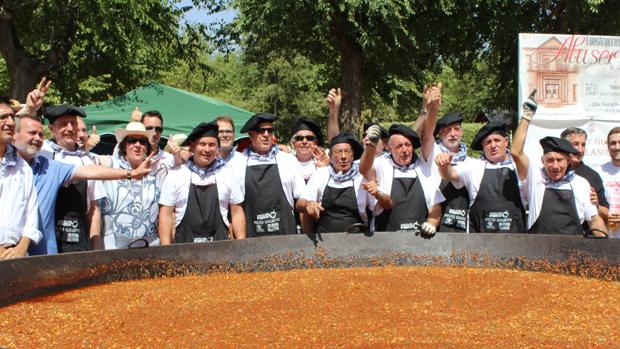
[518,33,620,167]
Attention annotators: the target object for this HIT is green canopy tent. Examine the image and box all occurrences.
[83,83,254,136]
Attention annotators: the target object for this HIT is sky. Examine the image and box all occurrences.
[178,0,237,25]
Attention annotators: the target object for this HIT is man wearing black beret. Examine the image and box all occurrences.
[424,110,471,232]
[435,119,526,233]
[159,122,246,243]
[511,97,607,236]
[228,113,305,237]
[359,123,444,236]
[290,117,329,183]
[297,133,375,233]
[360,84,443,236]
[40,104,106,252]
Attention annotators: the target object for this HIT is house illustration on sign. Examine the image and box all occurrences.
[523,36,579,107]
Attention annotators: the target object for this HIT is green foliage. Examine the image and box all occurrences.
[0,0,211,103]
[163,52,330,140]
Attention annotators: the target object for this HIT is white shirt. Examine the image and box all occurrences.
[159,163,244,227]
[597,161,620,238]
[454,157,527,208]
[0,153,42,246]
[40,140,106,210]
[155,148,176,169]
[99,157,167,249]
[298,159,318,182]
[373,156,445,216]
[228,150,306,208]
[301,166,375,224]
[524,162,598,229]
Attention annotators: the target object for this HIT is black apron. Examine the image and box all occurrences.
[175,178,229,243]
[317,181,363,233]
[527,186,582,235]
[375,169,428,233]
[244,162,296,237]
[53,149,90,253]
[55,179,90,252]
[439,179,470,232]
[469,167,526,233]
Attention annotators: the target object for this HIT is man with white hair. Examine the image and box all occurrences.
[40,104,106,252]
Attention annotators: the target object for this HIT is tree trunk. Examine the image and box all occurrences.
[330,10,364,137]
[339,43,363,137]
[7,59,43,100]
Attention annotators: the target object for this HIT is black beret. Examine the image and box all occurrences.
[291,117,324,145]
[329,133,364,160]
[388,123,421,148]
[183,122,219,146]
[43,105,86,124]
[240,112,277,133]
[434,111,463,136]
[363,122,388,139]
[539,136,578,155]
[471,120,508,151]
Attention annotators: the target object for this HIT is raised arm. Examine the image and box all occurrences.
[510,91,537,180]
[359,125,381,178]
[421,83,442,163]
[326,88,341,142]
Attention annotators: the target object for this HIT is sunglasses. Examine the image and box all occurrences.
[254,127,275,134]
[294,135,317,142]
[145,126,163,133]
[126,136,149,146]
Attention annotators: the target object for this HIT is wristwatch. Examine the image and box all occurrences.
[126,169,132,180]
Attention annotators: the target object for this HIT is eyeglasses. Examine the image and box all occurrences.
[294,135,317,142]
[145,126,163,133]
[0,113,16,122]
[254,127,275,135]
[126,136,149,146]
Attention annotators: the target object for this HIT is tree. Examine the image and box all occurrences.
[224,0,488,135]
[218,0,620,135]
[0,0,209,103]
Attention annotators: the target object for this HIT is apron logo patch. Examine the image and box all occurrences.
[255,210,281,233]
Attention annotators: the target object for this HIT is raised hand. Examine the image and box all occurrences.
[312,145,330,167]
[366,125,382,147]
[424,82,442,113]
[166,134,181,155]
[25,77,52,112]
[326,88,342,112]
[522,89,538,119]
[130,107,142,122]
[85,125,100,151]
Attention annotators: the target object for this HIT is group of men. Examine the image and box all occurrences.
[1,80,618,260]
